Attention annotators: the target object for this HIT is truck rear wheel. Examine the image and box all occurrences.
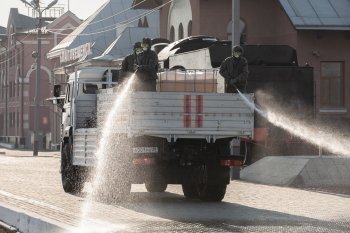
[196,165,227,202]
[61,142,85,193]
[182,183,198,199]
[145,181,167,192]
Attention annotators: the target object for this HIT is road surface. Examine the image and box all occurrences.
[0,149,350,232]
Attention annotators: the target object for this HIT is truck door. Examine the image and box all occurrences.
[62,83,73,132]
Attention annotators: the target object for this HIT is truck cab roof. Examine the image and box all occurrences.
[68,67,112,83]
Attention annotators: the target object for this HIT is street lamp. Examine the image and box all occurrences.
[20,0,58,156]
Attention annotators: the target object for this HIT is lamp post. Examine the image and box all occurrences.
[0,42,8,142]
[20,0,58,156]
[230,0,241,180]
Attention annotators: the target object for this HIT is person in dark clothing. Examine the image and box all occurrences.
[121,42,142,76]
[219,45,249,93]
[134,37,159,92]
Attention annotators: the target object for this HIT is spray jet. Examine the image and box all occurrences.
[233,84,267,118]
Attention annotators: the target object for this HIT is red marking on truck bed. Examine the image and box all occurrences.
[183,95,192,128]
[195,95,204,128]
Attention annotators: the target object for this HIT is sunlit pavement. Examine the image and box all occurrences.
[1,149,350,232]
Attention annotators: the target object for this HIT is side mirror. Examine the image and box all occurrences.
[53,84,61,97]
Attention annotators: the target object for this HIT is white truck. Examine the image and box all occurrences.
[53,64,254,202]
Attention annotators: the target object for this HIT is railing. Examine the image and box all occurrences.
[0,136,25,149]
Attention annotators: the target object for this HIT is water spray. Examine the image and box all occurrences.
[73,73,136,233]
[233,84,266,117]
[234,85,350,156]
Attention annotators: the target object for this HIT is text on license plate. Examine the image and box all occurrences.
[132,147,159,154]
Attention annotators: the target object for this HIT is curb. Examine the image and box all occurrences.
[0,202,74,233]
[0,220,18,233]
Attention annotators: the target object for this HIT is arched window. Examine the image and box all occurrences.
[178,23,184,40]
[170,26,175,42]
[168,0,192,41]
[188,20,192,37]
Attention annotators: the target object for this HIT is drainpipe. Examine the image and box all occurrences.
[0,43,7,141]
[15,38,25,147]
[232,0,240,47]
[4,43,8,142]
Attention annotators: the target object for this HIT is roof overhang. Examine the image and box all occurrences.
[132,0,162,9]
[52,58,123,75]
[296,26,350,31]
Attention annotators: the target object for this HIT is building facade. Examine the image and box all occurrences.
[0,8,81,149]
[153,0,350,121]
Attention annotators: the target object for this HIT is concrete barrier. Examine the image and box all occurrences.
[240,156,350,189]
[0,202,73,233]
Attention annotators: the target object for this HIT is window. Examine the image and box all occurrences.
[170,26,175,42]
[178,23,184,40]
[9,81,12,97]
[16,48,20,65]
[188,20,192,37]
[320,62,344,107]
[9,51,12,67]
[83,83,98,94]
[13,82,16,97]
[65,84,71,103]
[10,112,15,128]
[17,78,20,97]
[143,16,149,27]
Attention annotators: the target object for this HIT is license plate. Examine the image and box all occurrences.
[132,147,159,154]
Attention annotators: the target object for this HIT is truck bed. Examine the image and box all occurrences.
[98,91,254,141]
[73,91,254,166]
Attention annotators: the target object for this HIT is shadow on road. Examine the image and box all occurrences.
[106,191,350,232]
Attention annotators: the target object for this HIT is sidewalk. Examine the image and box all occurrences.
[0,148,60,158]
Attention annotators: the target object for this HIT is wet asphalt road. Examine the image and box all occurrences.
[0,149,350,232]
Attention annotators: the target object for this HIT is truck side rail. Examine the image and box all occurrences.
[157,69,225,93]
[98,91,254,143]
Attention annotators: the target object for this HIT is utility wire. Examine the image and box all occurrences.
[0,0,173,65]
[46,0,173,36]
[0,32,35,66]
[47,0,148,32]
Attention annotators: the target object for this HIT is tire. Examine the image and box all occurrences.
[196,165,227,202]
[61,141,85,193]
[182,183,198,199]
[145,181,167,192]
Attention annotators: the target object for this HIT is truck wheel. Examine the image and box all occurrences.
[196,165,227,202]
[61,141,85,194]
[145,181,167,192]
[182,183,198,199]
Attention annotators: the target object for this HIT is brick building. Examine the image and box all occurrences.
[135,0,350,122]
[0,8,81,149]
